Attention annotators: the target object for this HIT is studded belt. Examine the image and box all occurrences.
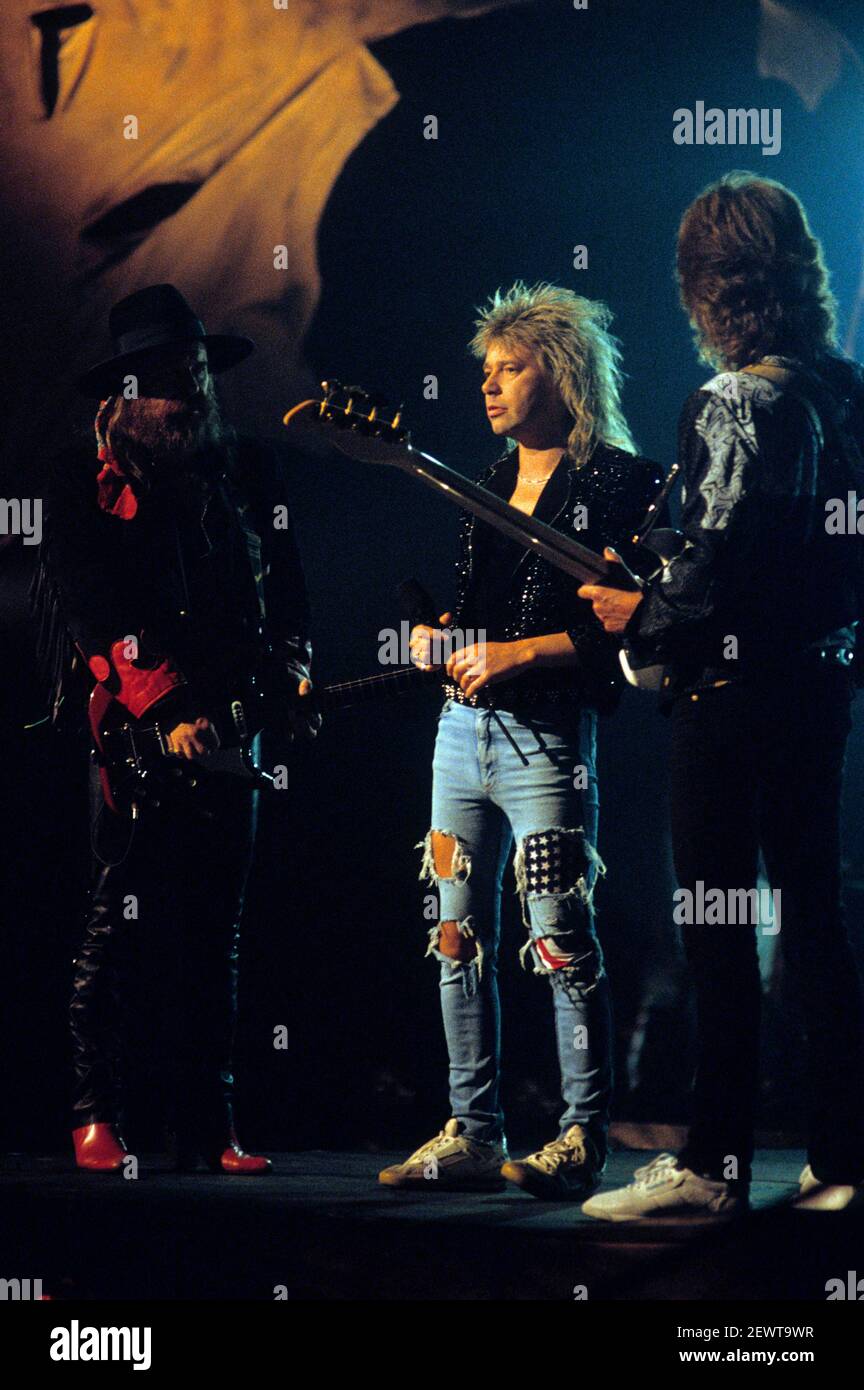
[441,679,579,714]
[442,681,495,709]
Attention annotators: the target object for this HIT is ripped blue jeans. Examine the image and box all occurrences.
[419,697,612,1154]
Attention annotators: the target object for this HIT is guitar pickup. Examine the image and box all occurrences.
[153,722,173,756]
[231,701,249,740]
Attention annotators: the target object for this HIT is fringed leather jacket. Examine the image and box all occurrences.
[37,433,311,732]
[448,442,665,714]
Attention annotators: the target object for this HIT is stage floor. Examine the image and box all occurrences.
[1,1148,860,1300]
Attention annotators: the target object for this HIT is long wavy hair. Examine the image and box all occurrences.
[469,281,636,465]
[677,171,838,370]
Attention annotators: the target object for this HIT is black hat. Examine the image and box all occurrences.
[76,283,255,397]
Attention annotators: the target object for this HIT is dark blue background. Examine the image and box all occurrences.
[4,0,864,1154]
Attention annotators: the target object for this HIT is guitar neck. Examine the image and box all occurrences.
[391,446,626,587]
[283,392,636,588]
[319,663,441,711]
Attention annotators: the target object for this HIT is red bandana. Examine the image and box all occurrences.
[94,397,139,519]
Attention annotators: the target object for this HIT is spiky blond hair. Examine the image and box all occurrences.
[469,281,636,465]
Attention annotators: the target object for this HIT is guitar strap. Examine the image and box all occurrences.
[741,360,864,478]
[708,361,864,515]
[217,470,268,626]
[741,361,864,539]
[742,361,824,441]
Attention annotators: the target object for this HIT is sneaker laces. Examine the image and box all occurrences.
[631,1153,681,1190]
[404,1125,460,1163]
[530,1129,588,1174]
[405,1119,491,1164]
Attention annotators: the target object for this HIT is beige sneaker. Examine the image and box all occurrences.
[581,1153,744,1222]
[793,1163,864,1212]
[378,1118,507,1191]
[501,1124,604,1201]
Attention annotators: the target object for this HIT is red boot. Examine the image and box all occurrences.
[173,1120,272,1175]
[72,1122,127,1171]
[214,1137,272,1175]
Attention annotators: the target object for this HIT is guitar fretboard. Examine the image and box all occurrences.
[320,664,440,710]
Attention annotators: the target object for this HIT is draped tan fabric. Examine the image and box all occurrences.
[0,1,521,468]
[756,1,864,351]
[757,0,853,112]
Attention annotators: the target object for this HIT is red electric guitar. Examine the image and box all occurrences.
[89,661,441,819]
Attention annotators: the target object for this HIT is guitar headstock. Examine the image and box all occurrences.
[283,380,411,465]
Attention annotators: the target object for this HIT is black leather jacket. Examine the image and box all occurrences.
[448,442,665,714]
[625,353,864,695]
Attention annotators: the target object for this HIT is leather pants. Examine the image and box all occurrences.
[71,760,258,1146]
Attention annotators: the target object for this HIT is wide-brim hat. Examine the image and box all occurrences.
[76,283,255,398]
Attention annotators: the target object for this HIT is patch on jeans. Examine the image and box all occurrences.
[533,935,576,970]
[517,829,587,896]
[426,917,483,995]
[519,934,605,997]
[416,830,472,885]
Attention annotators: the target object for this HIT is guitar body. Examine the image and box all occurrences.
[89,660,442,820]
[90,683,135,817]
[615,528,688,690]
[89,683,270,819]
[619,649,666,691]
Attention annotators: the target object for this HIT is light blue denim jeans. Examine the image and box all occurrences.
[419,696,612,1155]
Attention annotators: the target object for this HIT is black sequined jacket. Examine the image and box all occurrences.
[448,442,665,714]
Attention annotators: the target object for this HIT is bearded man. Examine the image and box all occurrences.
[42,284,316,1174]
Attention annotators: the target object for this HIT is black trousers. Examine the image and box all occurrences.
[670,663,864,1187]
[70,763,258,1147]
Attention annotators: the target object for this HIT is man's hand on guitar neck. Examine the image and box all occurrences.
[410,613,454,671]
[284,676,320,742]
[166,717,221,761]
[578,548,644,634]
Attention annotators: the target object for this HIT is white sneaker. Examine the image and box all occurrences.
[501,1124,604,1201]
[793,1164,864,1212]
[378,1118,507,1191]
[581,1152,744,1222]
